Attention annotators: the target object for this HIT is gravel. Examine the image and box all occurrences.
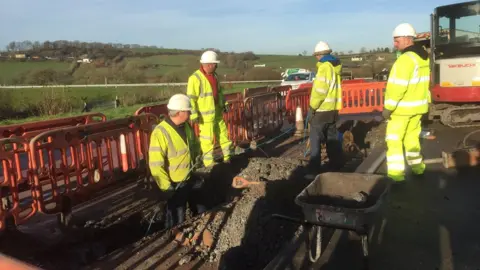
[168,156,311,269]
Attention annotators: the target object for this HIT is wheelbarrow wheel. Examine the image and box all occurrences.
[308,225,322,263]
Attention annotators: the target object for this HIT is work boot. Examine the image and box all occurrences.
[176,207,186,224]
[164,208,174,229]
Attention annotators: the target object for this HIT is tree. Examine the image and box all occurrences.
[225,54,237,68]
[360,47,367,53]
[6,41,16,51]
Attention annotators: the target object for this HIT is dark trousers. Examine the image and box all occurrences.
[308,114,344,173]
[164,176,206,228]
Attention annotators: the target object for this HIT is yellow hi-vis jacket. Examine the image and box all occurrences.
[187,70,226,123]
[384,51,431,115]
[148,120,199,191]
[310,61,342,112]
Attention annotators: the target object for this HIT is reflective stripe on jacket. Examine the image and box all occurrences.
[385,51,431,115]
[148,120,199,191]
[310,61,342,112]
[187,69,225,122]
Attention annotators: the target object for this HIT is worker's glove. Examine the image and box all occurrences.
[382,109,392,121]
[307,107,315,123]
[191,175,204,189]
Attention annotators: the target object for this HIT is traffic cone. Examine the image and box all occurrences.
[120,134,129,172]
[294,106,304,137]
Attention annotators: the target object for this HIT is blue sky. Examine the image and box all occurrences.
[0,0,472,55]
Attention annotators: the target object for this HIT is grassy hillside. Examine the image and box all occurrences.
[0,51,395,86]
[0,82,270,122]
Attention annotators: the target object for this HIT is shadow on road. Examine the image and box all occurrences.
[319,143,480,269]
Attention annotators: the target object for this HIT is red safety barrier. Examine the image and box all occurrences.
[285,82,387,117]
[224,92,242,102]
[0,138,37,232]
[0,253,40,270]
[285,87,310,123]
[244,92,283,141]
[223,99,246,145]
[341,82,385,114]
[244,86,270,98]
[28,114,157,215]
[343,79,366,84]
[269,85,291,118]
[297,82,313,89]
[135,104,168,121]
[269,85,291,97]
[0,113,106,140]
[0,113,107,184]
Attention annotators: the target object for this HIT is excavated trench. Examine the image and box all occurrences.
[0,120,385,270]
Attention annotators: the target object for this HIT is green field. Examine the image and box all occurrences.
[0,52,396,85]
[0,49,396,124]
[0,61,70,84]
[0,82,272,125]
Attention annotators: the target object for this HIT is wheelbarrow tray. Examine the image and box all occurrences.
[295,172,391,233]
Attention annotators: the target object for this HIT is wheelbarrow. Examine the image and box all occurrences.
[272,172,391,268]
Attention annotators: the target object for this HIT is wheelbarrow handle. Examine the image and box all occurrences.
[271,214,309,225]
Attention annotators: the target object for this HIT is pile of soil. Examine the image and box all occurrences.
[364,122,387,153]
[170,156,311,269]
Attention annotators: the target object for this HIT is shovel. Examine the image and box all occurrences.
[232,176,262,189]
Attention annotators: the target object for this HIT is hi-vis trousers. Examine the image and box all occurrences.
[199,116,232,167]
[385,114,426,182]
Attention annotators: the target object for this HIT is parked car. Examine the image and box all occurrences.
[280,72,316,90]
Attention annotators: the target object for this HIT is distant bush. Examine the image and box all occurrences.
[243,68,281,81]
[0,90,15,119]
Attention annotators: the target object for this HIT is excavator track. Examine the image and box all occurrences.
[440,106,480,128]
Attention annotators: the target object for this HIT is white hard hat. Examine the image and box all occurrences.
[200,50,220,64]
[167,94,191,111]
[392,23,416,37]
[313,41,332,54]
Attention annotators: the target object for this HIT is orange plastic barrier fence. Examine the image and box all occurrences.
[284,82,387,118]
[224,92,242,102]
[0,113,107,193]
[269,85,291,97]
[28,114,157,215]
[0,113,106,140]
[269,85,291,117]
[341,82,385,114]
[285,88,310,123]
[135,104,168,121]
[135,98,247,146]
[343,79,366,84]
[0,254,40,270]
[244,92,283,141]
[244,86,270,98]
[223,99,246,145]
[0,137,37,232]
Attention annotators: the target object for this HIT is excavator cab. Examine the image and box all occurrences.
[426,0,480,128]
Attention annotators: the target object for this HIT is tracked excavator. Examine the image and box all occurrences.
[415,1,480,128]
